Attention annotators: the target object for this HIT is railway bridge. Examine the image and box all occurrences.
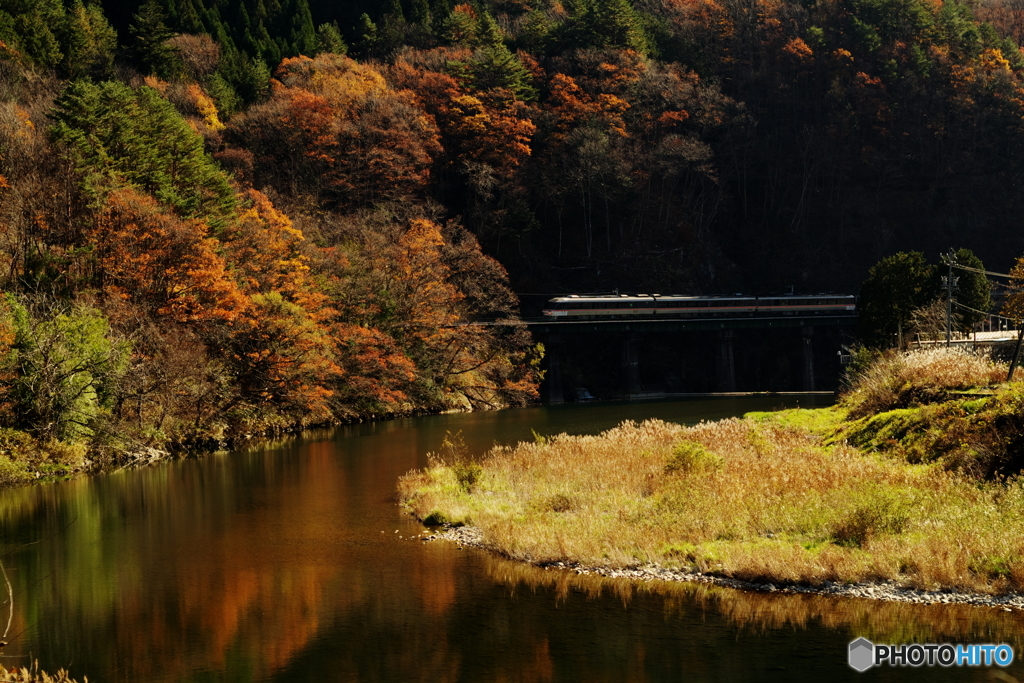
[523,314,858,403]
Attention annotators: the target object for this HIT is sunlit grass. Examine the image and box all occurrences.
[0,663,84,683]
[841,346,1006,418]
[399,417,1024,593]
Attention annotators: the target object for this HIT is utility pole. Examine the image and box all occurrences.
[1009,327,1024,382]
[946,255,953,346]
[941,250,958,347]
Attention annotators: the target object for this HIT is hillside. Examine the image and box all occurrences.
[1,0,1024,469]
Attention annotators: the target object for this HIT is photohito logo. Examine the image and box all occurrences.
[848,637,1014,671]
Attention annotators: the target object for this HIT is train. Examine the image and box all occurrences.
[541,293,856,320]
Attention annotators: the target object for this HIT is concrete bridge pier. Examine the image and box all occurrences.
[716,330,736,392]
[545,334,564,404]
[802,326,816,391]
[621,334,641,397]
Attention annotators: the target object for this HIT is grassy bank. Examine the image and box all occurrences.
[399,347,1024,594]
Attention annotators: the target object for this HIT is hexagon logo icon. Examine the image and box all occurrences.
[849,637,874,672]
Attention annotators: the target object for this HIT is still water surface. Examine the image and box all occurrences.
[1,396,1022,682]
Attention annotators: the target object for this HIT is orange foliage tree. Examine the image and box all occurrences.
[90,188,247,325]
[334,216,538,409]
[230,54,441,208]
[222,190,423,418]
[222,291,340,420]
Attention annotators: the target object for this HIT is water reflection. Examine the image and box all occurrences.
[0,396,1019,682]
[484,555,1024,645]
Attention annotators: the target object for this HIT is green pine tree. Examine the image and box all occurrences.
[176,0,204,33]
[518,8,552,54]
[61,1,117,79]
[440,3,477,46]
[315,22,347,55]
[129,0,180,76]
[556,0,649,54]
[387,0,405,21]
[12,10,64,68]
[475,10,503,48]
[50,80,235,221]
[354,13,380,57]
[468,42,537,99]
[290,0,317,55]
[410,0,431,28]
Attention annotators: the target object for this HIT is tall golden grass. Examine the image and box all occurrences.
[399,416,1024,593]
[828,347,1024,478]
[0,664,83,683]
[841,346,1006,417]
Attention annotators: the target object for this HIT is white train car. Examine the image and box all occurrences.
[542,294,855,320]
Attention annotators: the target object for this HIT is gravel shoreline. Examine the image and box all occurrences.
[416,524,1024,611]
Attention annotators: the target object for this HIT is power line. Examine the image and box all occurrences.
[954,301,1014,320]
[943,260,1014,279]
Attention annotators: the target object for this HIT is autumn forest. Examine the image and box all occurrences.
[0,0,1022,469]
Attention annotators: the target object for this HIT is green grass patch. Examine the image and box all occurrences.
[746,406,846,434]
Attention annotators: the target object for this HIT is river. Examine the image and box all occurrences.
[0,396,1020,682]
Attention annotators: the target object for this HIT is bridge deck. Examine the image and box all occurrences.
[524,314,857,334]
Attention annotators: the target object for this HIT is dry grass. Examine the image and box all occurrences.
[399,418,1024,593]
[841,347,1005,418]
[0,663,84,683]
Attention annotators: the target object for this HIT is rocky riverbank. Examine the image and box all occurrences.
[419,525,1024,611]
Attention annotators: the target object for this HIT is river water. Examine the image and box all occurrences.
[0,396,1021,682]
